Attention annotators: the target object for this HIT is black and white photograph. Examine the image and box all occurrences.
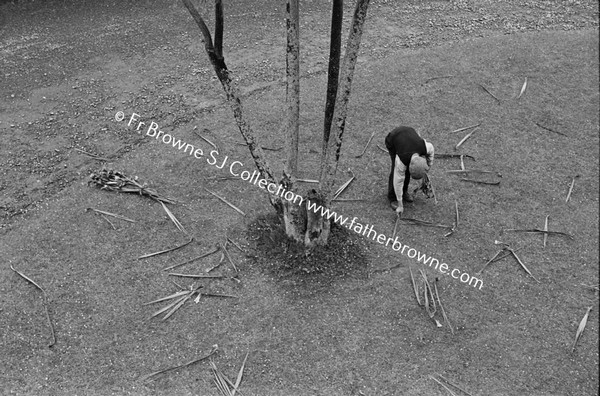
[1,0,598,394]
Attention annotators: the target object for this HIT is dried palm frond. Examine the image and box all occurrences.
[333,170,355,200]
[517,77,528,99]
[205,188,245,216]
[143,345,218,382]
[10,265,56,347]
[572,307,593,352]
[355,131,376,158]
[448,123,481,134]
[88,169,176,204]
[400,217,452,229]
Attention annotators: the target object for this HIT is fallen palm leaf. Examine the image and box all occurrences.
[162,293,194,320]
[430,375,458,396]
[436,153,476,160]
[232,352,249,396]
[355,131,376,158]
[88,169,177,204]
[460,178,500,185]
[226,238,245,253]
[491,246,525,264]
[205,250,226,273]
[150,294,188,319]
[86,208,136,223]
[168,273,224,279]
[138,236,194,260]
[477,249,504,274]
[205,188,245,216]
[572,307,592,352]
[399,217,453,229]
[220,242,238,272]
[502,228,573,239]
[163,246,220,271]
[75,148,110,161]
[420,269,436,318]
[210,359,237,396]
[160,201,187,234]
[478,245,525,274]
[454,201,459,227]
[100,214,117,230]
[543,215,549,248]
[424,75,455,83]
[477,83,501,103]
[143,345,218,382]
[144,290,191,305]
[448,123,481,134]
[148,284,203,320]
[434,280,454,335]
[409,265,422,306]
[333,170,355,200]
[10,265,56,347]
[437,374,474,396]
[509,248,540,283]
[517,77,528,99]
[202,293,239,299]
[446,169,500,176]
[445,201,459,237]
[566,175,579,202]
[533,121,567,137]
[454,128,480,150]
[193,127,218,149]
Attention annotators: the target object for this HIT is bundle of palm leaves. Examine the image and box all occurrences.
[88,169,176,204]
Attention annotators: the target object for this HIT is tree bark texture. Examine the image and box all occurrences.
[181,0,282,214]
[322,0,343,154]
[282,0,304,242]
[319,0,370,206]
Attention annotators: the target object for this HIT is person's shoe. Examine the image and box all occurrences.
[402,193,414,203]
[390,201,399,210]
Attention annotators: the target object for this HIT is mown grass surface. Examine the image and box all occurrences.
[1,1,598,395]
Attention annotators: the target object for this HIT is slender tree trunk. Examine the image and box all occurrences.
[181,0,282,214]
[322,0,344,153]
[182,0,370,248]
[319,0,370,203]
[304,0,344,247]
[281,0,304,242]
[306,0,370,246]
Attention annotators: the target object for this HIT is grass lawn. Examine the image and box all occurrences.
[1,1,598,395]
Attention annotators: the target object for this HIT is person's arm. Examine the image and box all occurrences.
[425,141,434,168]
[393,155,406,213]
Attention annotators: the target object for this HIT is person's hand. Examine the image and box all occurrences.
[395,205,404,215]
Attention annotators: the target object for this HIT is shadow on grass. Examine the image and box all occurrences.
[246,213,369,292]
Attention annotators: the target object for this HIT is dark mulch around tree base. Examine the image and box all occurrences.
[246,213,369,288]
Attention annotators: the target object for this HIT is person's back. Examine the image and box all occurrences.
[385,126,434,214]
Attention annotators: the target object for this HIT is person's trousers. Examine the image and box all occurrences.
[385,131,410,202]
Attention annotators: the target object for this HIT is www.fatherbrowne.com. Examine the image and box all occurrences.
[125,112,483,290]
